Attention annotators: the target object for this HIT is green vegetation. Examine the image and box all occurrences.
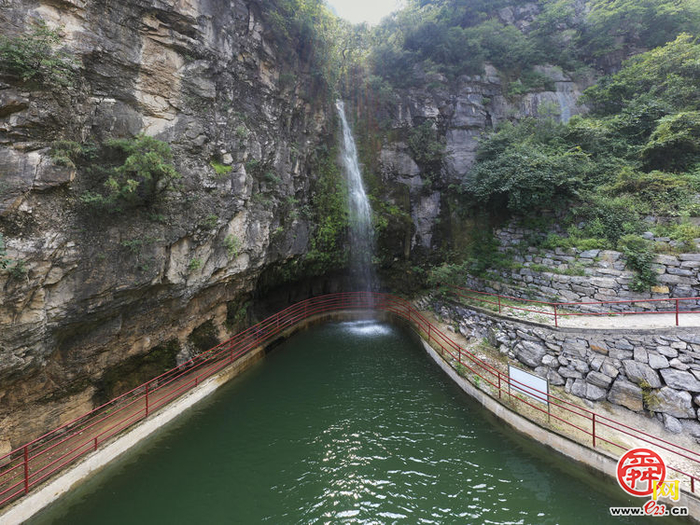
[224,235,242,259]
[210,161,233,177]
[0,21,76,87]
[80,135,180,210]
[367,0,700,88]
[304,146,349,273]
[188,258,203,272]
[201,214,219,230]
[456,34,700,289]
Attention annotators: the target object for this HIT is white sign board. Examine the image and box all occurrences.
[509,365,548,405]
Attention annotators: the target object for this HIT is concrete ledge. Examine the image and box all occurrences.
[419,337,700,522]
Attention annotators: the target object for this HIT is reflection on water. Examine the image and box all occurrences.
[30,322,647,525]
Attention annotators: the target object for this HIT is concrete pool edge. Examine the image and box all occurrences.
[5,309,697,523]
[418,336,700,523]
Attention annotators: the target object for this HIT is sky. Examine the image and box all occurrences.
[325,0,404,25]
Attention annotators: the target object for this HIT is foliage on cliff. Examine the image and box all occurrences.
[367,0,700,87]
[462,34,700,252]
[0,21,75,87]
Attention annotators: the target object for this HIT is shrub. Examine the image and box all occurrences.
[188,258,202,272]
[210,161,233,177]
[0,21,76,87]
[224,235,242,259]
[105,135,180,205]
[619,234,657,292]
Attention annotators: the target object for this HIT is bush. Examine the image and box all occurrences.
[224,235,242,259]
[0,21,75,87]
[81,135,180,210]
[210,161,233,177]
[619,234,657,292]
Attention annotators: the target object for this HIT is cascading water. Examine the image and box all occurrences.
[336,100,376,292]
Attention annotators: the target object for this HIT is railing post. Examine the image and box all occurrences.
[23,445,29,495]
[94,436,98,451]
[692,476,695,494]
[428,323,431,342]
[553,304,558,328]
[676,299,679,326]
[592,413,596,448]
[498,372,501,399]
[145,383,150,417]
[497,295,502,314]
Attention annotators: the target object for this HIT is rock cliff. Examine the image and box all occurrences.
[0,0,333,450]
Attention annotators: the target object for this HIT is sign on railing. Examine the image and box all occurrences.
[509,365,548,405]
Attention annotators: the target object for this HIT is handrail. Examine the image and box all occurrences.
[447,284,700,327]
[1,291,698,511]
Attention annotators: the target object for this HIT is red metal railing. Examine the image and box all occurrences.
[1,291,698,512]
[447,284,700,327]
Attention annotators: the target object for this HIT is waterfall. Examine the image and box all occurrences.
[336,100,375,292]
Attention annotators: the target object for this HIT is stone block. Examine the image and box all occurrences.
[579,249,600,259]
[660,369,700,391]
[634,348,648,364]
[623,360,662,388]
[515,340,547,368]
[679,254,700,261]
[586,371,613,389]
[679,333,700,345]
[609,349,633,361]
[666,267,694,277]
[658,346,679,358]
[547,369,565,386]
[590,356,604,372]
[559,367,583,379]
[648,353,670,370]
[654,254,680,266]
[657,274,694,285]
[669,358,689,371]
[651,285,670,294]
[608,377,643,412]
[655,387,696,418]
[663,414,683,434]
[599,251,621,262]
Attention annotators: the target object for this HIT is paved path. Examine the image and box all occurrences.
[558,312,700,330]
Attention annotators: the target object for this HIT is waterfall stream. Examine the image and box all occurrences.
[336,101,375,292]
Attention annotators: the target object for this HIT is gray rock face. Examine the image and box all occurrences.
[622,360,662,388]
[660,369,700,392]
[0,0,334,446]
[655,387,696,419]
[607,378,643,412]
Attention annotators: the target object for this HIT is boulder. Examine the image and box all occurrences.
[607,377,643,412]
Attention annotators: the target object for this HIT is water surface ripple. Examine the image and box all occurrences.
[30,321,650,524]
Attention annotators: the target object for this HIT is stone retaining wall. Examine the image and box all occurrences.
[423,298,700,440]
[466,225,700,312]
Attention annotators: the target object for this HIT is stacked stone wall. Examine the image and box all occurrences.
[426,299,700,440]
[464,225,700,313]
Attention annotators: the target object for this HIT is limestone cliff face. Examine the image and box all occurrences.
[354,5,593,259]
[0,0,333,450]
